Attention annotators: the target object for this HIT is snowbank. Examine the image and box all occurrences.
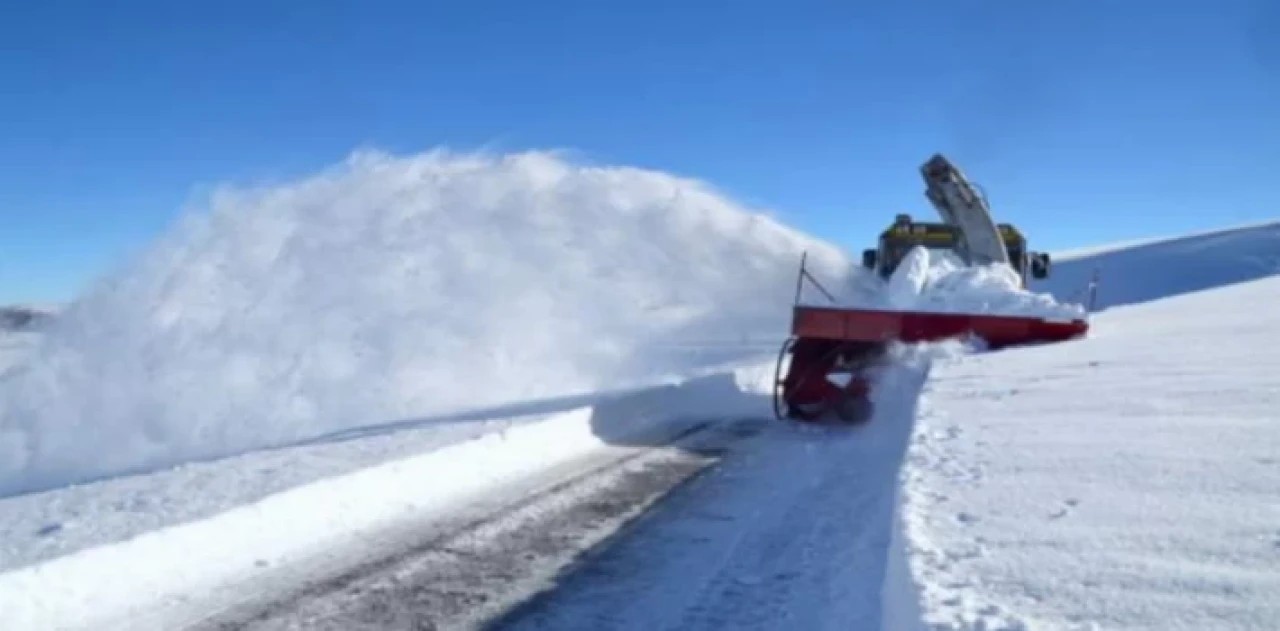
[0,368,768,631]
[0,148,854,497]
[904,274,1280,630]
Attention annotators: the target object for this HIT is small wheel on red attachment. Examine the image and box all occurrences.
[772,336,798,421]
[830,385,875,425]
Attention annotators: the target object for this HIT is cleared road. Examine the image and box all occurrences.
[177,359,926,631]
[182,420,763,630]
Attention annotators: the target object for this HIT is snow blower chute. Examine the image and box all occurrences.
[772,154,1091,424]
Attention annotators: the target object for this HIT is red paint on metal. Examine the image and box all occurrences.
[791,305,1088,349]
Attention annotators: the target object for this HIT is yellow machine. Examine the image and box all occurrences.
[861,213,1051,287]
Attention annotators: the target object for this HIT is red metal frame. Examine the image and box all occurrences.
[790,304,1088,350]
[774,252,1092,423]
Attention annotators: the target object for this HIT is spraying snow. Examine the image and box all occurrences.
[0,148,857,498]
[0,146,1088,502]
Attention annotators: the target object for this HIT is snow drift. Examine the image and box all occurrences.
[0,148,857,497]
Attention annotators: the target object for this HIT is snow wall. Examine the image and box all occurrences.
[0,149,858,497]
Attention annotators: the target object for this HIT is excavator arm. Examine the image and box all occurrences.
[920,154,1010,268]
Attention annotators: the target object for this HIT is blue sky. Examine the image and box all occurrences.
[1,0,1276,303]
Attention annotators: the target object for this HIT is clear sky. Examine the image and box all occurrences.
[1,0,1277,303]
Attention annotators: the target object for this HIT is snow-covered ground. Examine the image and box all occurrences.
[0,373,772,631]
[487,342,973,631]
[905,222,1280,630]
[1,145,1276,630]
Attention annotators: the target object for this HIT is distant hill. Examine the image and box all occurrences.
[1032,220,1280,311]
[0,305,58,332]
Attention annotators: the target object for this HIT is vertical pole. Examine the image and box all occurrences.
[793,251,807,307]
[1087,267,1100,312]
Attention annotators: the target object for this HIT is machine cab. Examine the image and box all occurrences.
[861,215,1050,287]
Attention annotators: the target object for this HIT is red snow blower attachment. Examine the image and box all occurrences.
[772,253,1090,424]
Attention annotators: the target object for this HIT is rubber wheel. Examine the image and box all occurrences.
[771,337,798,421]
[833,395,874,425]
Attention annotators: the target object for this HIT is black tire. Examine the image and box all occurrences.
[1031,253,1051,279]
[772,337,798,421]
[833,395,874,425]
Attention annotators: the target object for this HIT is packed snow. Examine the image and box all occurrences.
[497,344,945,631]
[904,223,1280,630]
[0,371,769,631]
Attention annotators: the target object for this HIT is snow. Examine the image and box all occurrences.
[2,141,1270,630]
[0,147,1084,588]
[0,370,766,631]
[871,246,1086,321]
[499,344,942,631]
[0,331,40,378]
[903,223,1280,630]
[0,148,856,499]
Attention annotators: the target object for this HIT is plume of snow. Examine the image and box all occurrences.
[0,148,856,497]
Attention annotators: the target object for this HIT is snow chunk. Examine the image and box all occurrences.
[884,245,933,308]
[871,246,1085,320]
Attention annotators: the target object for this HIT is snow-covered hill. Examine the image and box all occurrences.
[0,305,57,333]
[1032,219,1280,310]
